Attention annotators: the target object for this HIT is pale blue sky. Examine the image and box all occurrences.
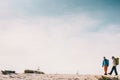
[0,0,120,74]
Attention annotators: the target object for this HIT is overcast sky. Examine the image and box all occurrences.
[0,0,120,74]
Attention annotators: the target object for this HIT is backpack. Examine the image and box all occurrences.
[116,57,119,65]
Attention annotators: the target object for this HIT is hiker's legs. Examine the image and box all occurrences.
[109,66,114,75]
[104,66,108,75]
[114,66,118,75]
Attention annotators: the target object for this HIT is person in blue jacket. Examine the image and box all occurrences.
[102,57,109,75]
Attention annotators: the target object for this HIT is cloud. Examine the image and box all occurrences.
[0,14,100,35]
[0,0,14,17]
[98,24,120,34]
[0,13,120,74]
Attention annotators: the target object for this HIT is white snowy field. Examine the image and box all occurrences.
[0,74,120,80]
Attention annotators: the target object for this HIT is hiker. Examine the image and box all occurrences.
[102,57,109,75]
[109,56,118,75]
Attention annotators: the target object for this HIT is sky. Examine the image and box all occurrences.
[0,0,120,74]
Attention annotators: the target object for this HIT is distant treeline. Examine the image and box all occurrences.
[1,70,16,75]
[1,70,45,75]
[24,69,45,74]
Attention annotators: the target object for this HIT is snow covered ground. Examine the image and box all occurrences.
[0,74,119,80]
